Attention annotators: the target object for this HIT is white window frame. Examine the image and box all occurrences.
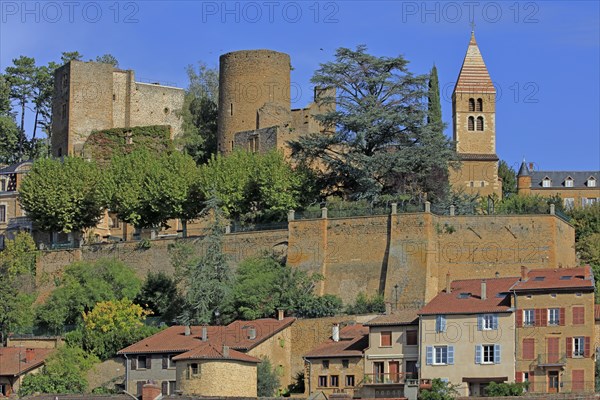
[542,178,551,187]
[573,337,584,357]
[548,308,560,325]
[482,314,494,330]
[565,178,574,187]
[434,346,448,365]
[524,309,534,326]
[588,178,596,187]
[482,344,495,364]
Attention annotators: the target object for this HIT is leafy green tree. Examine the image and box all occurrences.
[291,45,455,202]
[0,115,19,164]
[19,157,108,234]
[36,259,141,332]
[4,56,36,158]
[418,378,460,400]
[199,150,305,222]
[495,194,564,215]
[18,345,98,395]
[135,272,184,324]
[346,292,385,314]
[107,150,203,232]
[499,160,517,197]
[257,357,281,396]
[95,54,119,67]
[180,62,219,164]
[485,382,526,396]
[0,231,37,278]
[178,200,231,325]
[61,51,83,64]
[66,299,157,360]
[0,74,12,116]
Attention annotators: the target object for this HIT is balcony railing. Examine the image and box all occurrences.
[7,216,32,230]
[536,352,567,367]
[363,372,414,385]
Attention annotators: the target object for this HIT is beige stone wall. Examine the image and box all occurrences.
[248,326,293,388]
[420,312,516,397]
[515,291,595,393]
[307,356,363,397]
[453,93,496,155]
[449,160,501,197]
[6,337,62,349]
[176,359,257,396]
[131,83,184,139]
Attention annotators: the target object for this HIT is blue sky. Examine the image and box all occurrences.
[1,0,599,171]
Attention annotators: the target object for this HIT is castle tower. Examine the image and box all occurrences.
[449,32,502,197]
[517,160,531,195]
[217,50,291,154]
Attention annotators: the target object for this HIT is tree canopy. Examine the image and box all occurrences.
[291,45,456,202]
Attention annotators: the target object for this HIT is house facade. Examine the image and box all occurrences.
[0,347,54,396]
[0,161,33,249]
[419,277,518,397]
[361,309,419,398]
[513,266,595,393]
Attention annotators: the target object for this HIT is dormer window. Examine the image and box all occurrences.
[542,177,551,188]
[476,98,483,112]
[588,177,596,187]
[565,177,574,187]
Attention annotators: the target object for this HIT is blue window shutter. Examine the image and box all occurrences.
[475,344,482,364]
[441,315,446,332]
[494,344,501,364]
[477,315,483,331]
[426,346,433,365]
[493,314,499,330]
[447,346,454,365]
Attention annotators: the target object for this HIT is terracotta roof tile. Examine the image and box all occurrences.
[419,277,519,315]
[0,348,54,376]
[304,324,369,359]
[513,266,594,291]
[118,317,295,355]
[364,309,419,326]
[172,343,260,363]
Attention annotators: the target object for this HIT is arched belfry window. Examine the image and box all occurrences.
[476,98,483,112]
[468,116,475,131]
[476,116,484,131]
[468,98,475,112]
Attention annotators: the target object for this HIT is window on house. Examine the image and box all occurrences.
[169,381,176,395]
[406,330,418,346]
[373,362,385,383]
[162,354,175,369]
[190,363,199,376]
[476,98,483,112]
[330,375,339,387]
[476,116,484,131]
[380,331,392,347]
[476,344,501,364]
[318,375,328,387]
[342,359,349,368]
[479,314,497,330]
[469,98,475,111]
[470,181,475,187]
[523,338,535,360]
[483,344,495,363]
[345,375,355,387]
[322,360,329,369]
[0,205,6,223]
[468,116,474,131]
[523,372,529,390]
[434,346,448,364]
[573,337,585,357]
[0,178,5,192]
[435,315,446,333]
[565,178,574,187]
[573,306,585,325]
[548,308,560,325]
[137,355,147,369]
[588,178,596,187]
[480,181,485,187]
[524,309,535,326]
[542,178,551,187]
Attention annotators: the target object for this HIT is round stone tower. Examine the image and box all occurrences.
[217,49,291,154]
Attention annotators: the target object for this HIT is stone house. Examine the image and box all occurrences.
[0,347,54,396]
[517,163,599,209]
[418,276,518,397]
[360,309,419,398]
[117,315,295,396]
[513,266,595,393]
[0,161,33,249]
[304,323,368,397]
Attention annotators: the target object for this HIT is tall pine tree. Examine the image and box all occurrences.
[427,65,442,125]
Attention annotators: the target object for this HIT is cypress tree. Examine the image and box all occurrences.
[428,64,442,125]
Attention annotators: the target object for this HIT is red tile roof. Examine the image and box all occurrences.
[172,343,260,363]
[304,324,368,359]
[118,317,295,355]
[0,348,54,376]
[454,32,495,94]
[364,309,419,326]
[419,277,519,315]
[513,266,594,292]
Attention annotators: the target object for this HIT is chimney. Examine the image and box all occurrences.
[25,348,35,363]
[332,323,340,342]
[202,326,208,341]
[277,309,284,321]
[222,345,230,358]
[184,325,191,336]
[142,382,161,400]
[248,327,257,340]
[481,280,487,301]
[385,302,392,315]
[528,162,534,171]
[521,266,528,281]
[446,272,452,294]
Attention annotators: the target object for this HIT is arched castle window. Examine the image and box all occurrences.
[476,98,483,112]
[469,98,475,112]
[468,116,475,131]
[476,116,484,131]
